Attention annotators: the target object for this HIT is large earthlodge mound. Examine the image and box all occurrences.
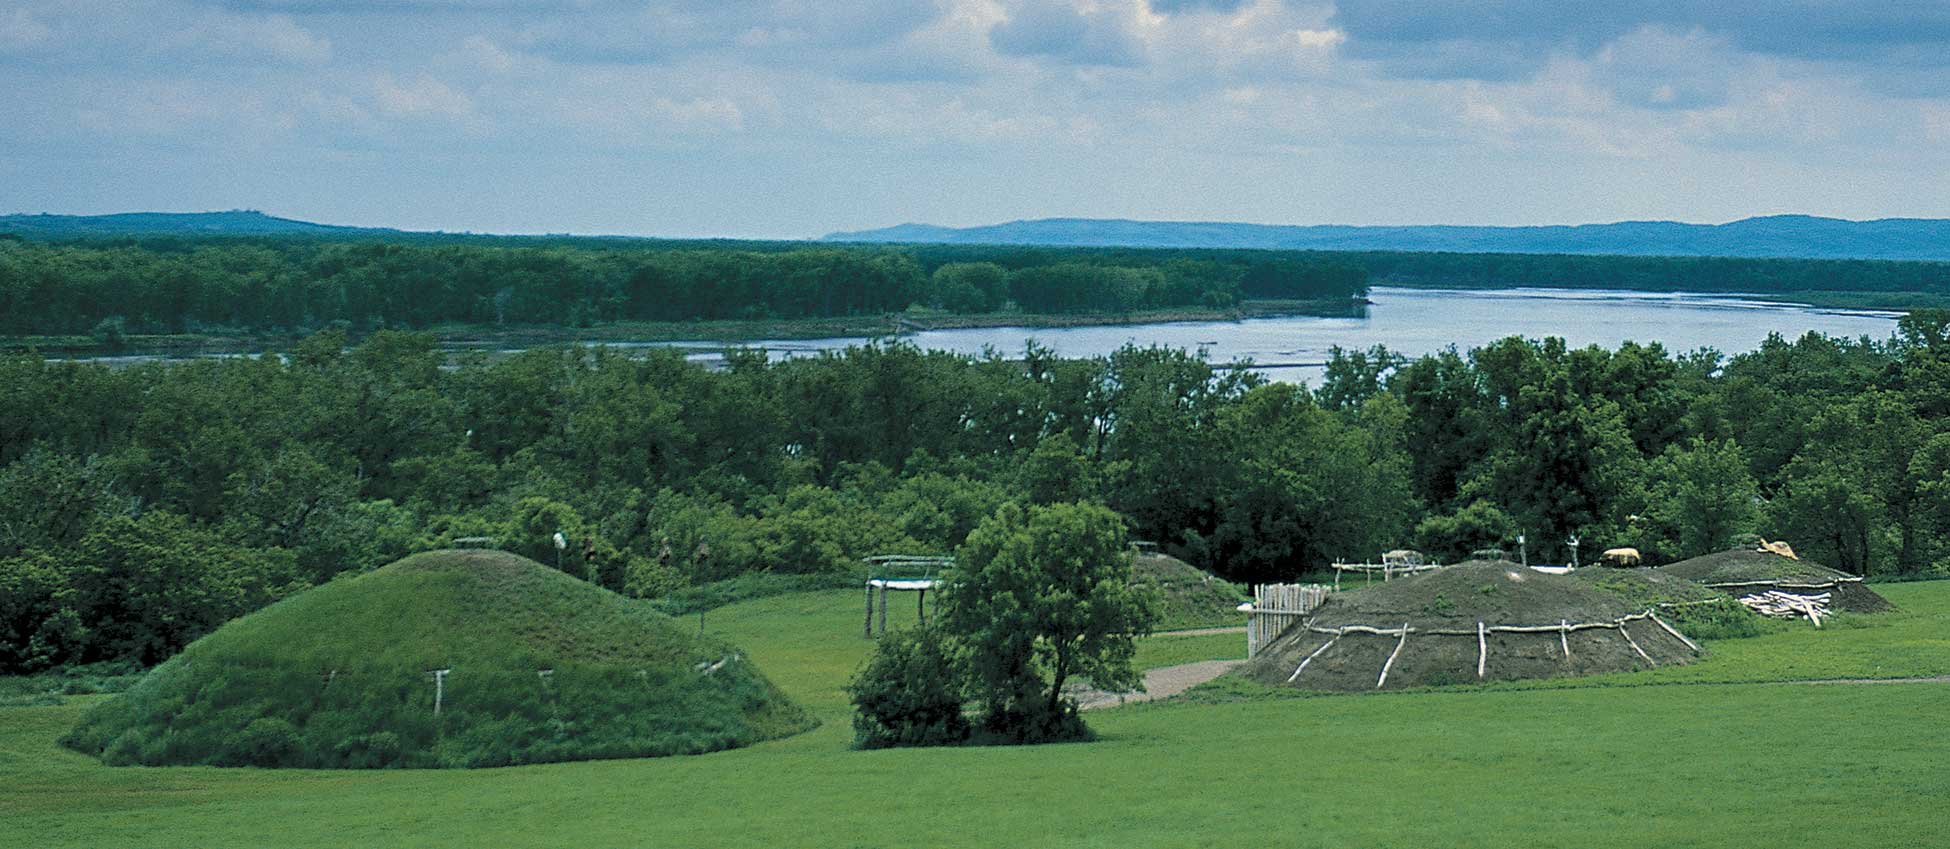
[1239,561,1700,692]
[62,550,815,768]
[1657,549,1893,613]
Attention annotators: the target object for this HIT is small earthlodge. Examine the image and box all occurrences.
[1656,544,1893,620]
[62,550,814,769]
[1238,560,1700,691]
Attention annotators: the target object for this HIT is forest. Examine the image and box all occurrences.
[8,314,1950,676]
[6,229,1946,342]
[0,236,1369,336]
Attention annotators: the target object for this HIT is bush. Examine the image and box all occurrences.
[1663,599,1776,640]
[90,316,128,350]
[223,717,302,767]
[847,627,970,749]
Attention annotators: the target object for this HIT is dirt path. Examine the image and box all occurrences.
[1154,626,1245,637]
[1072,660,1243,711]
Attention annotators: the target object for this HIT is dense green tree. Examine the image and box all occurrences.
[846,626,971,749]
[1641,439,1760,560]
[1413,500,1518,564]
[939,502,1159,743]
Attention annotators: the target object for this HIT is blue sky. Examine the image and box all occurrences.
[4,1,1948,238]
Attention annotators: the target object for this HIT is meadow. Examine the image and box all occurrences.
[3,580,1948,847]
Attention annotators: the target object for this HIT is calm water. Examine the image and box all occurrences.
[61,287,1904,384]
[670,287,1904,384]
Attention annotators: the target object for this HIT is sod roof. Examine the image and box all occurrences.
[63,550,815,768]
[1237,561,1698,691]
[1656,549,1893,612]
[1132,552,1248,630]
[1569,566,1732,608]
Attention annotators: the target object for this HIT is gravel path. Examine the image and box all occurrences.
[1073,659,1243,711]
[1155,626,1245,637]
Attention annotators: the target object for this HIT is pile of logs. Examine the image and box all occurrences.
[1738,590,1831,626]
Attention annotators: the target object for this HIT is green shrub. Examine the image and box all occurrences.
[225,718,302,767]
[1664,600,1777,640]
[848,627,970,749]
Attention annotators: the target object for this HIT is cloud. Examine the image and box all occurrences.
[0,8,52,52]
[1331,0,1950,80]
[1149,0,1253,12]
[0,0,330,66]
[517,1,949,64]
[374,72,472,118]
[988,0,1146,66]
[3,0,1948,236]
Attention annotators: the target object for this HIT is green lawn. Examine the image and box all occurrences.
[4,584,1949,848]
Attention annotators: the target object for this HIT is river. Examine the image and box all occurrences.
[661,287,1904,384]
[59,287,1904,384]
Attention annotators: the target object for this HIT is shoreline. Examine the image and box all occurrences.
[0,298,1368,357]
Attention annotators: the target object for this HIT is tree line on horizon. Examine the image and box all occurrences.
[0,237,1370,337]
[8,317,1950,675]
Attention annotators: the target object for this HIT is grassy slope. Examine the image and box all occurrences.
[62,550,814,768]
[4,583,1949,848]
[1133,553,1249,631]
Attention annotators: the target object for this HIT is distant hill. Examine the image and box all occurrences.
[823,215,1950,262]
[0,210,391,238]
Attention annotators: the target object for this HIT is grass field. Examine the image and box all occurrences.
[4,583,1949,848]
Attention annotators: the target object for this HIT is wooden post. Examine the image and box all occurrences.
[877,583,887,635]
[1559,619,1571,659]
[916,588,926,626]
[864,583,874,638]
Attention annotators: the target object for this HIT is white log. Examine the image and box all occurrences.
[1648,612,1702,653]
[1617,622,1654,667]
[1560,620,1571,659]
[1287,634,1342,683]
[1477,621,1487,679]
[1375,623,1410,689]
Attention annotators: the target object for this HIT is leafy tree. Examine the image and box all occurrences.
[927,262,1010,313]
[1318,344,1401,412]
[1642,439,1760,560]
[1414,500,1518,563]
[64,512,303,665]
[846,626,971,748]
[939,502,1158,743]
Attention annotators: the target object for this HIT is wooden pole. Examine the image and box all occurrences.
[877,584,887,635]
[1560,619,1571,659]
[917,588,926,626]
[864,583,874,638]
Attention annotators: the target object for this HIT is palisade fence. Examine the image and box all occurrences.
[1244,583,1332,658]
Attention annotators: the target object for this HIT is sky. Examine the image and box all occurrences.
[3,1,1949,238]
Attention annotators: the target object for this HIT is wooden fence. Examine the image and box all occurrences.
[1244,583,1332,658]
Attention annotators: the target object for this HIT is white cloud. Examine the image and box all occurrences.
[0,7,52,52]
[374,73,473,118]
[160,9,331,65]
[2,0,1947,234]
